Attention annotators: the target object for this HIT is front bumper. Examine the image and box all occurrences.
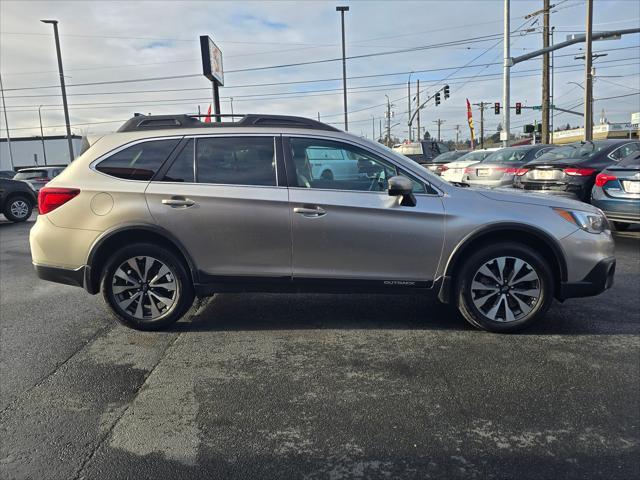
[558,256,616,300]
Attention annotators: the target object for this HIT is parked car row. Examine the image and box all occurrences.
[416,139,640,229]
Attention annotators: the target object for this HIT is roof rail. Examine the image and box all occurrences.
[117,114,341,133]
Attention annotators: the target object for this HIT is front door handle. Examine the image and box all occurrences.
[294,206,326,217]
[162,197,195,208]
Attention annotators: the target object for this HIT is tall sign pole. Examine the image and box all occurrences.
[41,20,74,161]
[336,6,349,131]
[584,0,594,141]
[502,0,511,147]
[541,0,551,144]
[200,36,224,122]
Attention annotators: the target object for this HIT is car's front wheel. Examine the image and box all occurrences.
[100,243,194,330]
[4,195,33,222]
[456,243,554,332]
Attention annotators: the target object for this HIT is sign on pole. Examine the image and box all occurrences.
[200,35,223,121]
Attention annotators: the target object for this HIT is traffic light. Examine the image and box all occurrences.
[443,85,450,99]
[435,92,441,106]
[515,102,522,115]
[494,102,500,114]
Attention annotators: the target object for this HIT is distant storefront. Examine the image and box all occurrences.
[551,123,637,145]
[0,135,83,171]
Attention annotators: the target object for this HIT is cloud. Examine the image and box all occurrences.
[230,13,288,31]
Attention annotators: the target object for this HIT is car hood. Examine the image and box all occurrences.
[471,186,600,212]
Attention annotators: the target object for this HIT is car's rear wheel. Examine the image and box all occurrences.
[456,243,554,332]
[100,243,194,330]
[321,169,334,180]
[4,195,33,222]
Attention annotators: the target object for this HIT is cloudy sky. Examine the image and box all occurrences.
[1,0,638,143]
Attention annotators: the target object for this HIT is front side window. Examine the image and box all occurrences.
[96,138,180,180]
[196,137,276,186]
[290,138,426,193]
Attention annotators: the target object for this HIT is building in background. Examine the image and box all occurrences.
[0,135,83,171]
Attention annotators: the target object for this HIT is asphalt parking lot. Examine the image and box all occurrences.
[1,216,638,480]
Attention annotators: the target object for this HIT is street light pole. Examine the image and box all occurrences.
[584,0,594,141]
[407,72,413,141]
[336,6,349,131]
[502,0,511,147]
[0,73,14,171]
[38,105,48,166]
[41,19,74,162]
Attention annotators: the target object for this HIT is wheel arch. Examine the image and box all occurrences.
[438,223,567,303]
[85,223,198,294]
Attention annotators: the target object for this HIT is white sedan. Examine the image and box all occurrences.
[440,148,500,183]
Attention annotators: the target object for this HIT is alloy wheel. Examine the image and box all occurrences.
[10,200,29,219]
[470,256,541,323]
[111,256,177,321]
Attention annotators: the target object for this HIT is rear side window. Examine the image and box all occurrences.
[96,139,180,180]
[163,139,195,183]
[196,137,276,186]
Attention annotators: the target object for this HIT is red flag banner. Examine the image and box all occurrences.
[466,99,475,149]
[205,104,212,123]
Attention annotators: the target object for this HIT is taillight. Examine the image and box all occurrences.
[515,168,529,176]
[464,167,475,174]
[595,173,617,187]
[496,167,519,174]
[564,168,596,176]
[437,165,449,173]
[38,187,80,214]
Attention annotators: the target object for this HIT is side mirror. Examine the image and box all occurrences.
[388,175,416,207]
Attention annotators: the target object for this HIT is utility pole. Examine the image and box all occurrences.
[502,0,510,147]
[230,97,234,118]
[433,119,445,141]
[473,101,490,149]
[38,105,48,165]
[385,95,392,146]
[336,6,349,131]
[318,112,321,122]
[41,20,74,161]
[372,115,375,141]
[455,124,460,146]
[379,119,382,143]
[584,0,594,141]
[416,79,421,141]
[551,26,555,143]
[0,73,14,170]
[541,0,551,144]
[407,72,413,141]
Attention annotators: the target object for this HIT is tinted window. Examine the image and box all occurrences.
[536,142,608,162]
[96,139,180,180]
[163,140,194,182]
[618,152,640,167]
[290,138,426,193]
[609,142,640,161]
[481,148,528,163]
[196,137,276,186]
[14,170,49,180]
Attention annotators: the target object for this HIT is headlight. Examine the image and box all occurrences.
[554,208,609,234]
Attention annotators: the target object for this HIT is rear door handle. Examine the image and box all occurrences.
[162,197,195,208]
[294,206,326,217]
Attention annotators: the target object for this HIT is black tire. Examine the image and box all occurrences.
[4,195,33,222]
[321,169,334,180]
[100,243,194,331]
[613,222,630,231]
[456,242,554,333]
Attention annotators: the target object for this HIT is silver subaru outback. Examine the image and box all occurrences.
[30,114,615,333]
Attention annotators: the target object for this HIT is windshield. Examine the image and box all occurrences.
[14,170,49,180]
[481,148,527,163]
[536,142,607,162]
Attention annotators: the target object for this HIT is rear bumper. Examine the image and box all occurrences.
[33,263,94,292]
[558,256,615,300]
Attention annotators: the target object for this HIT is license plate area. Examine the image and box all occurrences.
[477,169,490,177]
[622,180,640,193]
[531,169,560,180]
